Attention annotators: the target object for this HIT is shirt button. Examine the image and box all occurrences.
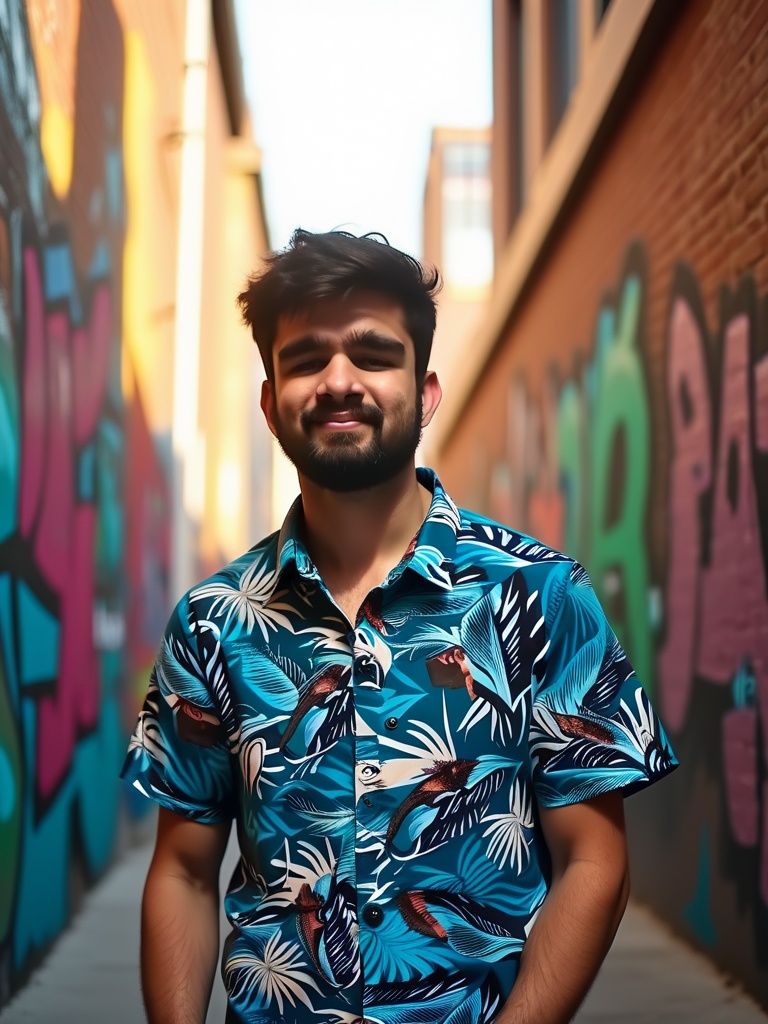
[362,796,372,807]
[384,716,399,730]
[363,904,384,927]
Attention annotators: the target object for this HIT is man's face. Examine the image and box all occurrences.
[261,291,441,493]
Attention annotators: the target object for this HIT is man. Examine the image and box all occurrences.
[122,229,677,1024]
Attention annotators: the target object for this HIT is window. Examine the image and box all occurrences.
[441,141,493,290]
[508,0,525,221]
[492,0,524,246]
[548,0,580,139]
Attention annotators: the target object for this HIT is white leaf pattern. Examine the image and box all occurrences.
[122,468,677,1022]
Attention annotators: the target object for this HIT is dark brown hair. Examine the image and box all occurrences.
[238,228,441,379]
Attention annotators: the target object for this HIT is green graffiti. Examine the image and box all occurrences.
[587,273,653,691]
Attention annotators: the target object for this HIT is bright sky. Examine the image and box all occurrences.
[234,0,493,258]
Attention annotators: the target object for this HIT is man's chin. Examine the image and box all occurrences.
[300,457,389,493]
[313,429,371,449]
[297,447,416,493]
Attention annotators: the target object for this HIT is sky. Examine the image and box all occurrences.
[234,0,493,258]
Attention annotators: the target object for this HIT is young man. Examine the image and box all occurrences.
[122,229,677,1024]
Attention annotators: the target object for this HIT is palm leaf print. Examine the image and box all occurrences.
[224,931,321,1013]
[191,552,296,640]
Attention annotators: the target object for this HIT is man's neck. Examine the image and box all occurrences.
[297,464,431,598]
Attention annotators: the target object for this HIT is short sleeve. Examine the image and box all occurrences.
[530,561,677,807]
[120,597,236,823]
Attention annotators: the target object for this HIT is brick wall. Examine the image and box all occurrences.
[437,0,768,1006]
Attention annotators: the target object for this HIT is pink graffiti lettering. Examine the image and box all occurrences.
[697,315,768,686]
[19,249,46,538]
[660,284,768,903]
[658,296,713,730]
[696,314,768,903]
[34,309,75,591]
[37,506,99,796]
[19,246,112,800]
[72,284,111,444]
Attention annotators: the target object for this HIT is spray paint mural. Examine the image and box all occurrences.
[481,242,768,1001]
[0,1,170,1004]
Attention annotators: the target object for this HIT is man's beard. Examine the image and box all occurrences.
[273,395,423,493]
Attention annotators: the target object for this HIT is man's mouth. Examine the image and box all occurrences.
[303,406,383,430]
[314,412,366,428]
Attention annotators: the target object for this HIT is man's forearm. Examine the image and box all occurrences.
[494,856,629,1024]
[141,869,221,1024]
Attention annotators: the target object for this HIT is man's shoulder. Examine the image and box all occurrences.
[173,529,283,620]
[450,504,581,622]
[454,503,573,569]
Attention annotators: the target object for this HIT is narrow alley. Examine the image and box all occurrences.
[1,833,765,1024]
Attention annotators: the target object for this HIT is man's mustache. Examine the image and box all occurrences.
[300,404,384,430]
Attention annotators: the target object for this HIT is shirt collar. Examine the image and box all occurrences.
[272,467,461,596]
[399,467,460,590]
[275,495,317,581]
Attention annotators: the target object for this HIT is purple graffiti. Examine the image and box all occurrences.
[660,281,768,905]
[658,295,713,731]
[18,246,111,799]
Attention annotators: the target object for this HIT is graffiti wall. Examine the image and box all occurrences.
[432,0,768,1003]
[0,0,170,1003]
[451,241,768,1004]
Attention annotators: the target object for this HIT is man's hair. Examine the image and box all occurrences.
[237,228,441,380]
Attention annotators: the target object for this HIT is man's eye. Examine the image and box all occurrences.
[291,359,324,373]
[359,357,391,369]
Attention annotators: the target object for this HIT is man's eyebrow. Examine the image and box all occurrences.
[276,330,406,364]
[345,330,406,356]
[276,334,328,364]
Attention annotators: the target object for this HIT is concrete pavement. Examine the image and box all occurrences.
[1,835,765,1024]
[575,902,766,1023]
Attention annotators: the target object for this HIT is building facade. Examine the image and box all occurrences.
[422,125,493,402]
[433,0,768,1007]
[0,0,270,1005]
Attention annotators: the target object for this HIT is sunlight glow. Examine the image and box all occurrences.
[235,1,492,256]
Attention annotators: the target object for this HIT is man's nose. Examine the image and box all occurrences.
[316,354,364,400]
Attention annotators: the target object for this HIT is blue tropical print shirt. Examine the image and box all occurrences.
[122,468,677,1024]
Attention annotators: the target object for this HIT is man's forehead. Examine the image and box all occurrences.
[274,291,412,347]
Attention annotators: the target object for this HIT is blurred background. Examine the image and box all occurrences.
[1,0,767,1016]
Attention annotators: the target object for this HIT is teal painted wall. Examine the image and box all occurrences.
[0,1,171,1005]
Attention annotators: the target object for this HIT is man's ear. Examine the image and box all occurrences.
[420,370,442,429]
[260,379,279,438]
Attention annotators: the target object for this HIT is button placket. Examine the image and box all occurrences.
[351,616,389,939]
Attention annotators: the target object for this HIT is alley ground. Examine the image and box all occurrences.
[1,831,766,1024]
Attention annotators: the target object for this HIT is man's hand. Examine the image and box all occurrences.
[141,808,231,1024]
[495,791,630,1024]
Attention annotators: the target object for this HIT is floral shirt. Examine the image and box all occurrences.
[122,469,677,1024]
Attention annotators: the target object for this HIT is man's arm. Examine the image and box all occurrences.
[495,791,630,1024]
[141,807,231,1024]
